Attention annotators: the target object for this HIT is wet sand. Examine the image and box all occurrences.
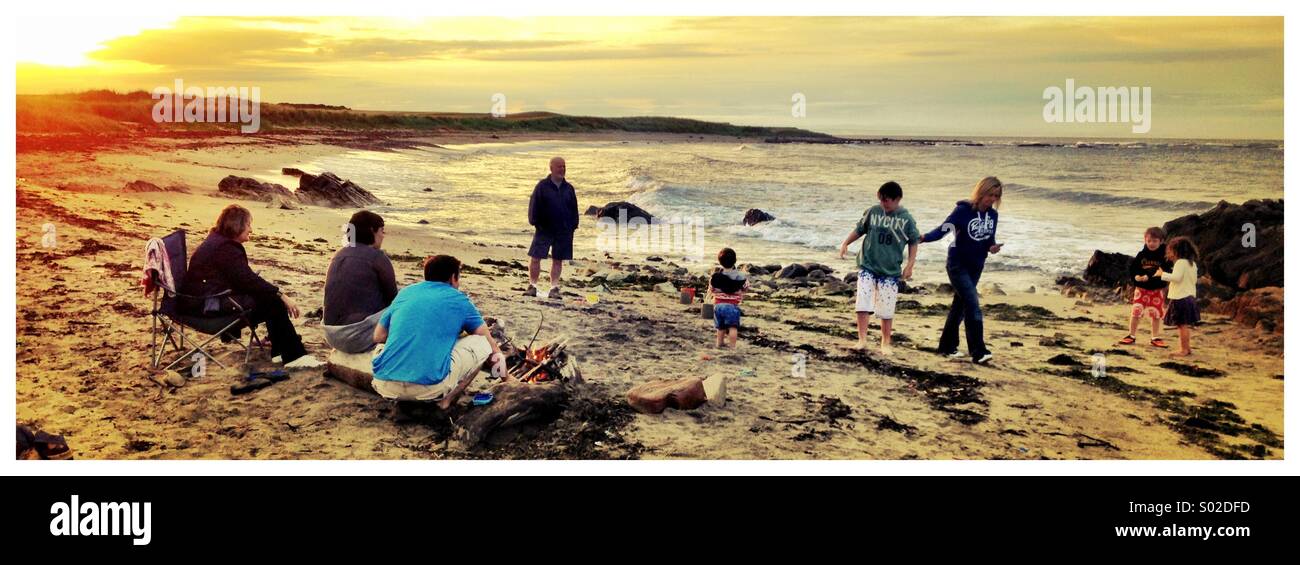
[14,134,1285,459]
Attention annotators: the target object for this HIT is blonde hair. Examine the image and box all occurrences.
[968,176,1003,210]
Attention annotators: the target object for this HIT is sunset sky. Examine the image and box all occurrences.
[15,16,1284,139]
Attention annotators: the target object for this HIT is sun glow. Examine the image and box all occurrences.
[16,16,179,66]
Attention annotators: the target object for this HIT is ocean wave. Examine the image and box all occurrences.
[1002,183,1216,211]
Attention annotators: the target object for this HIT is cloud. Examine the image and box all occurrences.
[90,25,314,66]
[313,38,586,61]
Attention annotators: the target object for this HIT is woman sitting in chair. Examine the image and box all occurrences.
[181,204,315,367]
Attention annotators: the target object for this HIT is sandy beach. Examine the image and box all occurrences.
[15,133,1284,460]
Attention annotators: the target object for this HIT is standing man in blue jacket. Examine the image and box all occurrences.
[525,156,579,299]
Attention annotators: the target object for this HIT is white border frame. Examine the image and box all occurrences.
[4,1,1294,476]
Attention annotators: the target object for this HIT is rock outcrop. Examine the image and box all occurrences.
[296,172,381,208]
[217,175,296,203]
[1162,199,1283,290]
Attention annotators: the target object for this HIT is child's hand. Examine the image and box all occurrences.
[989,243,1002,254]
[1135,275,1148,282]
[902,265,913,280]
[1154,268,1165,277]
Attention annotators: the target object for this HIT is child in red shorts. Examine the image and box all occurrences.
[1118,227,1173,348]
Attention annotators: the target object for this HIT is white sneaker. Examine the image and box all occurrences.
[284,355,325,369]
[974,353,993,365]
[271,355,282,363]
[945,350,965,359]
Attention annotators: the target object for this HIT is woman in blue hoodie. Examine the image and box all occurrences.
[919,176,1004,365]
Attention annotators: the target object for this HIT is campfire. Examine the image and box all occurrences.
[487,317,580,384]
[508,339,570,383]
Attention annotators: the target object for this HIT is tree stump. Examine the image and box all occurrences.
[454,380,567,448]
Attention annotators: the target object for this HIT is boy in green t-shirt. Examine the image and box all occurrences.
[838,181,920,355]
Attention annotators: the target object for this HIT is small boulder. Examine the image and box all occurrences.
[742,208,776,226]
[652,282,677,295]
[593,201,654,223]
[627,377,708,414]
[777,263,809,279]
[1084,250,1132,287]
[266,194,300,210]
[122,180,165,192]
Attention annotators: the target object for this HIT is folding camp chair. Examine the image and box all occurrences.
[146,230,262,372]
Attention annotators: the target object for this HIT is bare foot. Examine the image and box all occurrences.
[851,340,869,351]
[879,344,894,357]
[1170,350,1192,357]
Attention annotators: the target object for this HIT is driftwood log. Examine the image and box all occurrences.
[324,348,574,449]
[454,380,567,448]
[324,350,376,393]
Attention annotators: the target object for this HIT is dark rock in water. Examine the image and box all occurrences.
[297,172,381,208]
[936,283,954,294]
[1205,286,1283,334]
[740,263,771,275]
[777,263,808,279]
[417,219,430,225]
[803,262,834,274]
[1084,250,1132,287]
[842,272,857,284]
[423,187,433,192]
[593,201,654,223]
[1162,199,1283,290]
[218,175,296,203]
[743,208,776,226]
[583,205,600,216]
[807,269,829,282]
[282,167,306,177]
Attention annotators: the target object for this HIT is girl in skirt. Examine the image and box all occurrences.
[1156,236,1201,356]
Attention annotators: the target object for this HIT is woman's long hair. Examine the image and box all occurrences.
[212,204,252,239]
[967,176,1003,210]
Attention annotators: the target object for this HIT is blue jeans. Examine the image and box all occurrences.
[939,262,988,357]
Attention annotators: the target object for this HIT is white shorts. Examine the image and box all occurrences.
[855,270,900,319]
[371,335,492,401]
